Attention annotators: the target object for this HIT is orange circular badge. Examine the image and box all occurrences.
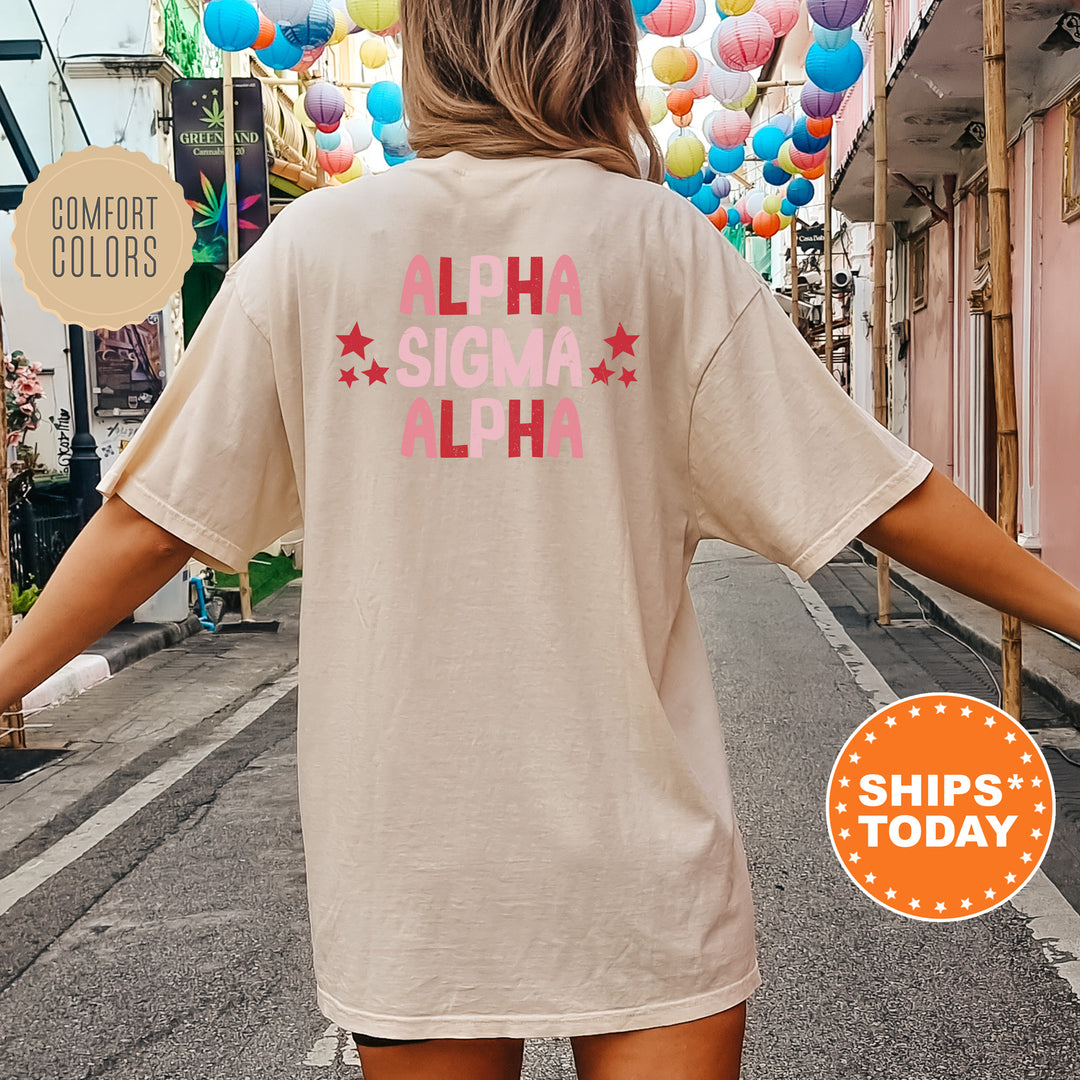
[827,693,1055,921]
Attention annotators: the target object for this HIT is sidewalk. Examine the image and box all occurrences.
[850,537,1080,729]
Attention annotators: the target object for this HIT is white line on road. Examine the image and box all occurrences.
[0,666,298,918]
[780,564,1080,1000]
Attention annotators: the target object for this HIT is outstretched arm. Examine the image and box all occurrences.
[857,466,1080,642]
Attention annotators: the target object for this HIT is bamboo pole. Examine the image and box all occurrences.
[824,139,834,375]
[982,0,1023,720]
[790,216,799,327]
[872,0,892,626]
[0,304,24,750]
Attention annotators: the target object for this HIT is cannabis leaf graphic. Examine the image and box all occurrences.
[185,164,263,236]
[201,98,226,129]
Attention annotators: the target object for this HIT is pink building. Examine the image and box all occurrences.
[829,0,1080,589]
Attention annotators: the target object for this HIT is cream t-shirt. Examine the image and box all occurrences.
[97,150,933,1039]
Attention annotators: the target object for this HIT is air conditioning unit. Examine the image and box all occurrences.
[833,269,854,291]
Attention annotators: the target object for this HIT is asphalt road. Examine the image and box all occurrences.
[0,547,1078,1079]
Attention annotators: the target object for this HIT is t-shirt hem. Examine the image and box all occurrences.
[95,471,248,575]
[787,451,934,583]
[315,963,762,1040]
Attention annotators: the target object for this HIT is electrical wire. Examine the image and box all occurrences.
[24,0,91,145]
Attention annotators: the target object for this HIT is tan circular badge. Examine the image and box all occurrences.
[10,144,195,330]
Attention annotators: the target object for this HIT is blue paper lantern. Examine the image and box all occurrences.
[691,185,722,214]
[792,117,831,154]
[708,144,745,174]
[379,118,408,144]
[255,27,304,69]
[315,128,342,150]
[752,125,786,162]
[805,40,865,93]
[203,0,260,51]
[780,197,796,216]
[702,166,716,184]
[762,160,790,186]
[666,171,704,197]
[384,148,416,166]
[371,120,384,140]
[367,80,404,124]
[812,21,853,49]
[632,0,663,12]
[281,0,336,47]
[726,207,741,227]
[787,177,815,206]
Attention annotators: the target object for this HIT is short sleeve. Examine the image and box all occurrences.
[95,260,303,575]
[689,285,933,582]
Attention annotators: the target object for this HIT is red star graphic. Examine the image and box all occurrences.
[618,367,637,388]
[590,360,615,385]
[362,359,389,384]
[604,323,639,360]
[337,322,374,359]
[339,367,359,387]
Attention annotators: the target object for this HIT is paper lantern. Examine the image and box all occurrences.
[726,207,741,227]
[345,113,374,150]
[673,111,694,128]
[711,175,732,198]
[253,12,277,48]
[304,82,346,127]
[691,184,722,214]
[781,198,796,215]
[203,0,260,52]
[778,213,793,228]
[319,141,355,175]
[787,176,815,206]
[754,0,801,37]
[643,0,698,36]
[315,128,342,150]
[337,155,365,182]
[716,0,755,15]
[792,117,831,153]
[261,0,313,21]
[790,143,828,170]
[347,0,399,32]
[805,40,865,93]
[652,45,689,85]
[746,191,766,216]
[801,82,846,118]
[850,29,871,62]
[328,9,350,44]
[722,84,758,111]
[807,0,869,30]
[762,160,789,186]
[777,141,801,174]
[679,47,700,81]
[293,92,316,129]
[762,194,783,214]
[688,0,709,33]
[752,124,786,161]
[708,143,745,173]
[813,22,853,49]
[773,113,794,136]
[639,86,668,125]
[801,163,827,180]
[667,88,695,117]
[715,13,775,72]
[379,118,410,153]
[281,0,336,48]
[675,56,713,98]
[806,116,834,138]
[708,65,753,104]
[707,205,729,231]
[666,133,707,178]
[735,197,751,223]
[373,19,400,36]
[705,109,751,150]
[366,79,403,124]
[633,0,664,12]
[752,211,781,237]
[666,171,704,196]
[256,27,304,69]
[359,35,388,67]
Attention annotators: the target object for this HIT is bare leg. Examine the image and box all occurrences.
[354,1036,525,1080]
[570,1001,747,1080]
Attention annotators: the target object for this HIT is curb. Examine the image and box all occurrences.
[22,614,205,714]
[849,538,1080,728]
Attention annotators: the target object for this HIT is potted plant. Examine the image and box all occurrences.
[5,350,45,479]
[11,581,40,627]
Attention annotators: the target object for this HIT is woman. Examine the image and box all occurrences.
[4,1,1079,1078]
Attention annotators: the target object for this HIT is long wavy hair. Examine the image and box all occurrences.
[398,0,664,183]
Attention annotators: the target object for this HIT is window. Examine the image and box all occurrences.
[973,178,991,266]
[911,231,928,311]
[1064,87,1080,223]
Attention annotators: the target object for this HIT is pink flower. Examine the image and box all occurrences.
[29,363,41,374]
[19,403,33,415]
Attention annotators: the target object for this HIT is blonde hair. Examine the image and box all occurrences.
[398,0,664,183]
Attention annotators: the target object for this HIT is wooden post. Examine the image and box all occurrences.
[982,0,1023,720]
[0,305,24,750]
[824,139,834,375]
[790,216,799,328]
[872,0,892,626]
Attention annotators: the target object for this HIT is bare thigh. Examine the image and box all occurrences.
[570,1001,747,1080]
[353,1036,525,1080]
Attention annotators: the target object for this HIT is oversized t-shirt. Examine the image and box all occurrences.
[96,150,933,1040]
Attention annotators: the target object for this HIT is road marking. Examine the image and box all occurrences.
[0,667,298,918]
[303,1023,341,1066]
[780,563,1080,998]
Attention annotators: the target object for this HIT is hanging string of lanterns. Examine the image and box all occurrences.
[637,0,868,240]
[200,0,410,179]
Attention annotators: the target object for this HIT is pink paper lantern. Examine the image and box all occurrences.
[642,0,698,37]
[715,13,776,72]
[754,0,802,36]
[317,131,355,174]
[789,144,830,170]
[705,109,751,150]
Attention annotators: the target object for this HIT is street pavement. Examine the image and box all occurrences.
[1,548,1079,1079]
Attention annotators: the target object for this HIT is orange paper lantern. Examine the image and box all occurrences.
[801,163,827,180]
[666,88,695,117]
[253,12,277,49]
[673,111,693,127]
[806,116,834,138]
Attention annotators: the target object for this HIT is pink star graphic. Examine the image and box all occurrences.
[337,323,374,359]
[604,323,639,360]
[339,367,359,388]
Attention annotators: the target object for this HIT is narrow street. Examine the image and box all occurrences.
[1,547,1078,1079]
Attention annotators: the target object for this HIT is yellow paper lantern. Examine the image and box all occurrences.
[665,133,706,179]
[294,91,316,129]
[328,9,350,45]
[722,85,758,112]
[778,213,793,228]
[637,85,668,126]
[359,35,389,68]
[763,194,783,214]
[338,154,366,182]
[717,0,756,13]
[346,0,399,33]
[777,141,801,174]
[652,45,688,86]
